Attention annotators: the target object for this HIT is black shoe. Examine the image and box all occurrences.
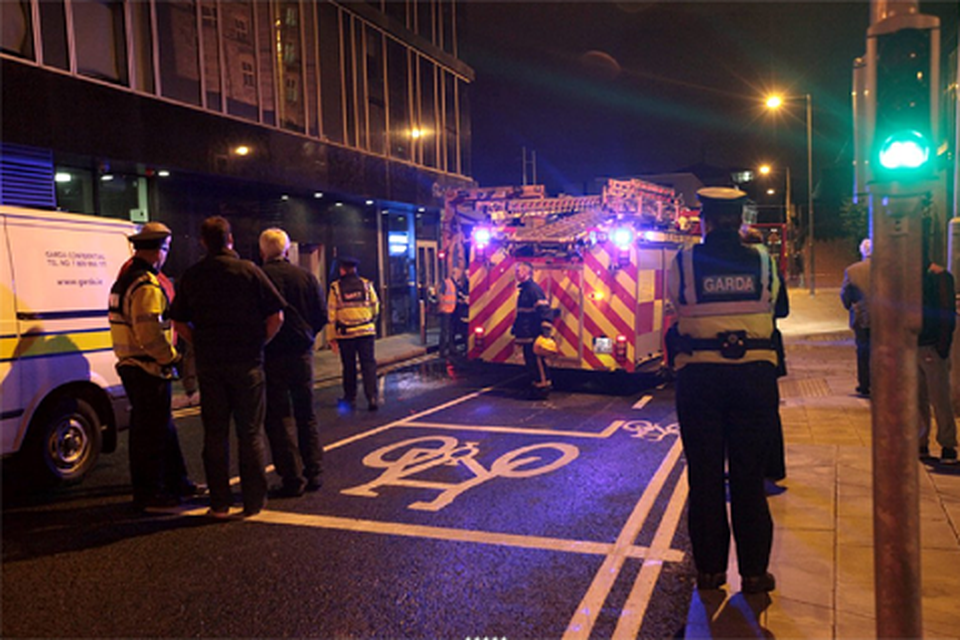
[177,481,209,499]
[134,494,182,513]
[941,447,958,465]
[741,572,776,594]
[242,500,266,518]
[696,572,727,590]
[270,483,305,498]
[305,477,323,492]
[337,397,356,409]
[368,402,379,411]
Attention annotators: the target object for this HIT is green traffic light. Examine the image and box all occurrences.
[878,130,930,170]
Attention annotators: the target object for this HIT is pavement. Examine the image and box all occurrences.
[685,287,960,639]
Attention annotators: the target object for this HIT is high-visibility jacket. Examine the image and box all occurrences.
[327,273,379,340]
[438,277,457,314]
[667,229,780,369]
[108,257,179,378]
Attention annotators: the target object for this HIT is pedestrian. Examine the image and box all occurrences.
[259,228,328,496]
[840,238,872,397]
[918,261,958,464]
[328,256,380,411]
[511,261,553,400]
[437,267,462,357]
[667,187,788,594]
[170,216,286,518]
[108,221,202,512]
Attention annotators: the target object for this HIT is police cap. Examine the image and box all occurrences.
[697,187,747,219]
[338,256,360,268]
[128,221,172,249]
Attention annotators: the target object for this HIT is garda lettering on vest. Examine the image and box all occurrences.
[701,274,756,295]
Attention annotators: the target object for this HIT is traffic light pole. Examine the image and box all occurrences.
[870,183,925,639]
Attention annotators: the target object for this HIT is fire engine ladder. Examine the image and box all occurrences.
[511,207,613,243]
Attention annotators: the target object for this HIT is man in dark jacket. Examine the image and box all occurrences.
[260,228,328,495]
[511,261,553,399]
[840,238,872,397]
[171,216,285,519]
[918,262,958,464]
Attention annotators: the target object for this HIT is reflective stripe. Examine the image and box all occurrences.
[678,244,773,317]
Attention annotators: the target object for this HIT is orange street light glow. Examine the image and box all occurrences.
[766,95,783,109]
[759,164,772,175]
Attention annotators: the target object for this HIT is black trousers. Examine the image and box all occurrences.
[521,341,551,394]
[676,361,778,578]
[855,327,871,393]
[339,335,377,403]
[118,365,190,502]
[197,361,269,513]
[265,351,323,488]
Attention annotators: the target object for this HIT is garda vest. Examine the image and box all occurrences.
[438,277,457,314]
[670,241,778,368]
[108,258,178,377]
[331,274,378,338]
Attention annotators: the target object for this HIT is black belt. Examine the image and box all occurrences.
[675,331,774,360]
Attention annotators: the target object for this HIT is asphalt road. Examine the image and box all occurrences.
[2,358,694,639]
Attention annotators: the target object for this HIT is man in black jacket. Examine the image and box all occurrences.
[259,228,328,494]
[511,261,553,399]
[918,261,958,464]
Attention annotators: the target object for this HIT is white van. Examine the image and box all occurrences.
[1,206,135,485]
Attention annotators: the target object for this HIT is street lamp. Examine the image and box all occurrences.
[766,93,814,295]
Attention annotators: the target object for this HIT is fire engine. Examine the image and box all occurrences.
[441,178,700,376]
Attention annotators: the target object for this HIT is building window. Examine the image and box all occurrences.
[73,0,128,84]
[444,71,457,173]
[256,0,276,125]
[1,0,34,60]
[241,60,255,86]
[387,39,410,160]
[156,0,201,106]
[276,1,304,133]
[201,0,222,111]
[130,0,155,92]
[317,1,343,143]
[39,0,69,70]
[366,27,386,156]
[419,57,438,168]
[222,1,258,121]
[54,167,95,215]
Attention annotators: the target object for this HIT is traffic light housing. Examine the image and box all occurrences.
[866,15,940,185]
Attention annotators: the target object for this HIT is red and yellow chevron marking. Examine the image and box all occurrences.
[468,250,518,363]
[467,242,687,373]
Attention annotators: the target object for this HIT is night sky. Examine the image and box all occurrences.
[460,1,959,197]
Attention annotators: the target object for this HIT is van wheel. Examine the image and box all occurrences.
[25,397,102,486]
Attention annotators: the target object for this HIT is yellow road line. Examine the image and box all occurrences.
[178,506,684,563]
[402,420,625,439]
[613,467,689,638]
[563,437,683,640]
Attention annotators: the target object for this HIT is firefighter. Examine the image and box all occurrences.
[512,261,553,399]
[328,256,380,411]
[437,268,460,357]
[667,187,788,594]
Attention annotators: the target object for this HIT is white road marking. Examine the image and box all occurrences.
[322,384,501,452]
[178,506,684,562]
[612,468,689,638]
[562,437,684,640]
[401,420,625,439]
[632,394,653,410]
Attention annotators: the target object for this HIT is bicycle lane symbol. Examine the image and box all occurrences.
[341,436,580,511]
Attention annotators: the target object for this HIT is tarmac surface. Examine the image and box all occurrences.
[173,291,960,638]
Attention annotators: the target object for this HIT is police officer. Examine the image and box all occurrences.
[328,256,380,410]
[109,222,199,512]
[512,261,553,399]
[667,187,788,594]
